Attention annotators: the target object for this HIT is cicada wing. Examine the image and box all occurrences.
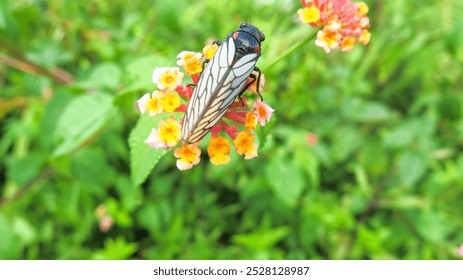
[182,36,259,144]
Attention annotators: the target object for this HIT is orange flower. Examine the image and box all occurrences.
[174,144,201,170]
[207,136,231,165]
[245,112,258,130]
[340,37,356,52]
[233,130,258,160]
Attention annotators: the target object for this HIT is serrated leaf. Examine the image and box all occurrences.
[129,114,170,186]
[53,93,115,156]
[90,237,137,260]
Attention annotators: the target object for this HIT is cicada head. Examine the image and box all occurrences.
[239,22,265,44]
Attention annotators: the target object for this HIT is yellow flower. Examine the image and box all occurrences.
[202,43,219,60]
[358,29,371,45]
[207,136,231,165]
[297,6,320,24]
[158,117,181,148]
[340,37,356,52]
[233,130,258,160]
[160,92,181,112]
[174,144,201,170]
[177,51,203,75]
[152,67,184,91]
[315,29,342,53]
[245,112,258,130]
[356,2,369,16]
[137,91,163,116]
[146,117,180,149]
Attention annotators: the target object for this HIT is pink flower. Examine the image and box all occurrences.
[458,243,463,257]
[306,132,318,146]
[252,100,274,126]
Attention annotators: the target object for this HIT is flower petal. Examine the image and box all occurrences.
[137,93,151,114]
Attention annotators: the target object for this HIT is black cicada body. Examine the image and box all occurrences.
[181,22,265,144]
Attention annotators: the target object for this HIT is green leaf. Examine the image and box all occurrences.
[12,216,37,245]
[0,1,19,39]
[88,63,122,90]
[137,204,161,236]
[331,125,362,162]
[90,237,137,260]
[0,214,22,259]
[40,89,73,148]
[232,226,289,250]
[70,147,114,186]
[53,93,115,156]
[129,114,170,186]
[380,195,428,210]
[383,123,415,148]
[114,55,171,107]
[6,152,46,186]
[414,210,450,243]
[397,151,426,186]
[342,98,393,123]
[265,158,305,206]
[124,55,170,92]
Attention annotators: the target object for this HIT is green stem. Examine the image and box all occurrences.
[263,31,317,72]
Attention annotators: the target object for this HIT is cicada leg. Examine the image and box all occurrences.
[237,66,263,106]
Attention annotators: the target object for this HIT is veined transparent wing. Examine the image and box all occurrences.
[181,36,259,143]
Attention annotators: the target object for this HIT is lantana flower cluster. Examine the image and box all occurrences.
[297,0,371,53]
[137,43,274,170]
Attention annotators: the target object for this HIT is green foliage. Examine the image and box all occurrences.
[1,0,463,260]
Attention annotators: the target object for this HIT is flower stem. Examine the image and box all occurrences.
[263,31,317,72]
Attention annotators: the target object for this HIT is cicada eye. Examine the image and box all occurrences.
[240,22,249,28]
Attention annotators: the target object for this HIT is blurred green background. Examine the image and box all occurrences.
[1,0,463,259]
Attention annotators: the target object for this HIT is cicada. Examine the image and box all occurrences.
[181,22,265,144]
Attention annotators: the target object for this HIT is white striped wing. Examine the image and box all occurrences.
[181,36,259,143]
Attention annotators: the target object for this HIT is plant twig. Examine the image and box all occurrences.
[0,168,54,207]
[0,53,74,84]
[263,31,317,72]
